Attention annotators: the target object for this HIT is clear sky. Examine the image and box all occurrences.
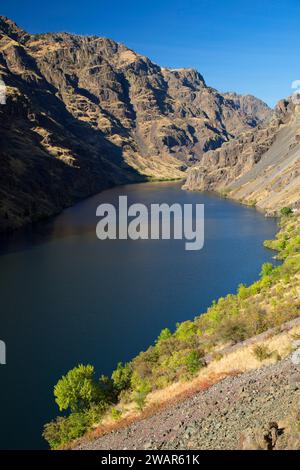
[1,0,300,107]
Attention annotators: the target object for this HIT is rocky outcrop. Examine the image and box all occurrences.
[223,92,271,126]
[0,16,270,231]
[184,99,300,214]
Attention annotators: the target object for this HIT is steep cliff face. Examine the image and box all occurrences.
[184,99,300,214]
[20,27,270,173]
[0,18,146,231]
[223,92,271,126]
[0,16,270,231]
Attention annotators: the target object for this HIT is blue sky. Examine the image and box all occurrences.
[1,0,300,107]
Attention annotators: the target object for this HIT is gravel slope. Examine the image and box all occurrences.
[77,357,300,450]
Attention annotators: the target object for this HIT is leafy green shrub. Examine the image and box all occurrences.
[133,380,151,411]
[155,335,181,356]
[260,262,274,278]
[85,402,110,424]
[216,317,249,343]
[134,391,147,411]
[154,375,171,389]
[43,417,66,449]
[43,412,90,449]
[111,407,122,421]
[280,207,293,217]
[130,370,151,390]
[156,328,172,343]
[111,362,132,393]
[238,283,251,299]
[159,348,204,379]
[175,321,196,341]
[185,350,204,374]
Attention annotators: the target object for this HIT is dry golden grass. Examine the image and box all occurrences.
[125,152,185,180]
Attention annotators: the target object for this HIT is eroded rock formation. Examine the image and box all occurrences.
[0,16,270,230]
[184,99,300,214]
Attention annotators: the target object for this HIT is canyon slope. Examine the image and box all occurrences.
[0,16,270,231]
[184,98,300,214]
[77,354,300,451]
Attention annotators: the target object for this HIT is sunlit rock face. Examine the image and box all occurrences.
[0,16,270,231]
[184,98,300,214]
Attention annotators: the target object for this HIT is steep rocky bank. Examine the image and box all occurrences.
[0,16,270,231]
[76,355,300,450]
[184,99,300,214]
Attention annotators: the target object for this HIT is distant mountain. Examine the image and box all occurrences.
[184,98,300,214]
[0,16,271,231]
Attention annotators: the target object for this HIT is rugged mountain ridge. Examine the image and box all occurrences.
[0,16,270,231]
[184,98,300,214]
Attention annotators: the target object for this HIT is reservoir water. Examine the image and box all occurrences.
[0,182,278,449]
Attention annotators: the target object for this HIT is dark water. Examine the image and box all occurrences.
[0,182,278,449]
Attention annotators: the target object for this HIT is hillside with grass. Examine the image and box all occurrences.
[43,212,300,449]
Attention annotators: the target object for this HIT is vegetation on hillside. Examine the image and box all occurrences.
[43,212,300,449]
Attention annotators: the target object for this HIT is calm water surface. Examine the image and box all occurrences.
[0,182,278,449]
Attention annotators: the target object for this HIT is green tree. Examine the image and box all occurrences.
[111,362,132,392]
[54,364,99,412]
[175,321,196,341]
[185,350,204,374]
[133,380,151,411]
[217,317,249,343]
[156,327,172,343]
[260,262,274,278]
[237,283,249,299]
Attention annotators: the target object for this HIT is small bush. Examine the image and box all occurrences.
[111,362,132,393]
[216,317,249,344]
[175,321,197,341]
[111,407,122,421]
[132,379,151,411]
[238,283,251,299]
[280,207,293,217]
[43,412,90,449]
[85,402,109,424]
[260,262,274,278]
[252,344,272,361]
[134,392,146,411]
[185,350,204,374]
[134,389,148,411]
[156,328,172,343]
